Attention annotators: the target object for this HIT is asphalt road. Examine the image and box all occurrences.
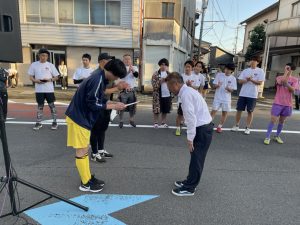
[0,100,300,225]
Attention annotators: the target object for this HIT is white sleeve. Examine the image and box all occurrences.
[201,75,205,86]
[181,93,197,142]
[213,74,219,85]
[133,66,139,73]
[73,69,80,80]
[238,70,246,80]
[51,64,60,77]
[258,69,265,81]
[28,64,35,76]
[232,77,237,90]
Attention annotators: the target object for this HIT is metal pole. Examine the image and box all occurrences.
[0,104,18,215]
[260,23,270,98]
[198,0,208,61]
[198,9,205,61]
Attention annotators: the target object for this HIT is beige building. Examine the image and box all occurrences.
[239,0,300,88]
[3,0,197,89]
[142,0,196,90]
[265,0,300,87]
[13,0,141,86]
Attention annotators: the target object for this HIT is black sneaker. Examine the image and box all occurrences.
[79,179,103,193]
[129,121,136,128]
[33,123,42,131]
[91,153,106,163]
[174,181,185,188]
[99,150,113,158]
[172,187,195,197]
[91,175,105,187]
[119,122,123,128]
[51,122,58,130]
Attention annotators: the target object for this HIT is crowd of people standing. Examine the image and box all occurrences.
[1,48,298,197]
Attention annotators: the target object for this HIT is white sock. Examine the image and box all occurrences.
[98,150,104,153]
[218,124,222,128]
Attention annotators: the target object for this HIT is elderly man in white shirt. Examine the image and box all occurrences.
[118,54,139,128]
[166,72,213,197]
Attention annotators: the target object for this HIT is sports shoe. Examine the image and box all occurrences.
[99,150,113,158]
[51,122,58,130]
[160,123,169,128]
[274,136,284,144]
[172,187,195,197]
[244,128,251,135]
[91,153,106,163]
[79,179,103,193]
[264,138,270,145]
[129,121,136,127]
[91,175,105,187]
[33,123,42,131]
[175,128,181,136]
[231,125,239,132]
[119,122,123,128]
[154,123,159,129]
[174,181,185,188]
[216,127,222,133]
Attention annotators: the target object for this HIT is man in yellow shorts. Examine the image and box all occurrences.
[65,59,127,192]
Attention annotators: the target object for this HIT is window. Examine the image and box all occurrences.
[248,30,253,40]
[106,0,121,25]
[25,0,121,26]
[74,0,89,24]
[40,0,55,23]
[26,0,40,22]
[292,1,300,17]
[162,2,174,18]
[25,0,55,23]
[58,0,73,23]
[292,56,300,68]
[90,0,105,25]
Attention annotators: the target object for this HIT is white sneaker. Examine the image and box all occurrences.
[244,128,251,135]
[160,123,169,128]
[154,123,159,129]
[91,153,106,163]
[231,125,239,132]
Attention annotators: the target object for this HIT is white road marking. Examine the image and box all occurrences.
[5,121,300,134]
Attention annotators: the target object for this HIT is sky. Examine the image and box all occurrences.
[195,0,278,53]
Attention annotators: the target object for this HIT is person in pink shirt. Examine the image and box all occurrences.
[264,63,299,145]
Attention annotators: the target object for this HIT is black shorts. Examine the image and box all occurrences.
[177,103,183,116]
[236,96,257,112]
[203,81,209,90]
[160,97,172,114]
[35,93,56,105]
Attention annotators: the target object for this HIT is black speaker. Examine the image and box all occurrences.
[0,0,23,63]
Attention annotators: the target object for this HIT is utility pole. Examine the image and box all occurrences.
[198,0,208,61]
[233,26,240,55]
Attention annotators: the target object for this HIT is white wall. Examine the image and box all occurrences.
[143,45,170,90]
[278,0,296,19]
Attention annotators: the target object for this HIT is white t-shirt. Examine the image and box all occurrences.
[238,67,265,98]
[121,66,139,89]
[213,73,237,103]
[160,71,170,98]
[73,67,94,81]
[28,61,60,93]
[193,72,205,88]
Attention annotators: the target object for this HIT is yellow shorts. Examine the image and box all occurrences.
[66,116,90,149]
